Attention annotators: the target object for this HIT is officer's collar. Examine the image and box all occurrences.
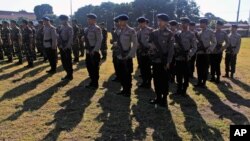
[88,24,96,28]
[159,26,168,31]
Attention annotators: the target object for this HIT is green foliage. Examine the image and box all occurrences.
[34,4,54,20]
[74,0,200,30]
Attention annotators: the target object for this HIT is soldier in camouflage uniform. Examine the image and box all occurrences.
[72,19,80,63]
[78,24,85,57]
[223,24,241,79]
[28,21,37,61]
[21,20,34,68]
[100,22,108,60]
[10,20,23,64]
[36,20,46,60]
[1,21,12,62]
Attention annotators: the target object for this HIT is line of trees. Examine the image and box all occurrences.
[74,0,200,30]
[33,0,201,30]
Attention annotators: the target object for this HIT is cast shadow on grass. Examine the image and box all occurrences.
[0,61,44,81]
[0,61,20,70]
[0,65,64,103]
[132,68,181,140]
[192,87,249,125]
[95,75,133,141]
[74,59,86,72]
[42,79,96,141]
[132,87,182,141]
[230,78,250,92]
[216,81,250,108]
[1,80,70,122]
[12,64,49,83]
[170,94,224,141]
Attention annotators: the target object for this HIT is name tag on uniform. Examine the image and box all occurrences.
[163,32,169,36]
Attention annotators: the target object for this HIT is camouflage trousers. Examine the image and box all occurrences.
[72,41,80,61]
[13,43,23,62]
[2,44,13,61]
[0,45,3,60]
[23,44,34,64]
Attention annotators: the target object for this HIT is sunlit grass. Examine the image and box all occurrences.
[0,36,249,141]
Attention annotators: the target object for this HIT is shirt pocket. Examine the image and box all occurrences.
[122,34,130,41]
[87,31,95,40]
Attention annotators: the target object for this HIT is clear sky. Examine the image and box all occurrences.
[0,0,249,22]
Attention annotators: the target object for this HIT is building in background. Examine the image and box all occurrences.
[0,10,36,23]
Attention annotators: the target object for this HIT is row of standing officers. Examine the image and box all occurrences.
[110,13,241,108]
[0,13,241,108]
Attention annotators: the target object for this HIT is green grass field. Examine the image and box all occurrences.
[0,37,249,141]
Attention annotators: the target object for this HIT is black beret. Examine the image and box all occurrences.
[216,20,224,26]
[72,19,78,23]
[38,20,43,24]
[199,18,208,24]
[137,17,147,23]
[169,20,178,26]
[28,21,34,25]
[189,22,196,26]
[22,20,28,24]
[87,13,97,19]
[156,13,169,22]
[42,16,50,21]
[2,21,8,24]
[10,20,17,24]
[232,24,238,28]
[180,17,190,24]
[117,14,129,21]
[59,15,69,21]
[113,16,119,23]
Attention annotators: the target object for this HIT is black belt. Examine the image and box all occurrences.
[44,39,52,42]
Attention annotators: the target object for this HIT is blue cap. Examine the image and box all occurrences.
[189,21,196,26]
[232,24,238,28]
[137,17,147,23]
[199,18,208,24]
[22,19,28,24]
[169,20,178,26]
[87,13,97,19]
[117,14,129,21]
[10,20,17,24]
[59,15,69,21]
[42,16,50,21]
[2,21,8,24]
[216,20,224,26]
[156,13,169,22]
[180,17,190,24]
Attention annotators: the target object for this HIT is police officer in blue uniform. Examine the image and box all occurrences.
[148,13,174,108]
[83,13,102,89]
